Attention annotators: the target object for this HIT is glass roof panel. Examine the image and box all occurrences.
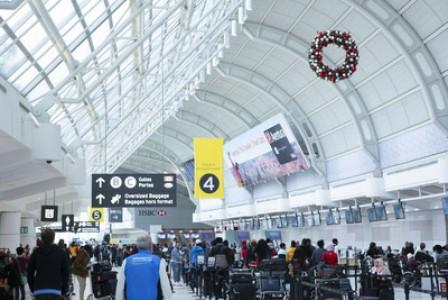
[20,22,46,53]
[48,0,76,29]
[47,62,69,86]
[0,0,241,173]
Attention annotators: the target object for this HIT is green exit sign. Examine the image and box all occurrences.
[20,226,28,234]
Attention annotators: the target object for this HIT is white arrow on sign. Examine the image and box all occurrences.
[96,194,105,205]
[65,216,70,226]
[96,177,106,188]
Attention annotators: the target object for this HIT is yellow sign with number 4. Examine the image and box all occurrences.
[194,138,224,199]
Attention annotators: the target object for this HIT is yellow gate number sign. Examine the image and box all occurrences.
[89,207,105,223]
[194,138,224,199]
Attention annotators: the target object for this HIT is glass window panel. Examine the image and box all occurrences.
[60,9,81,38]
[47,62,69,86]
[27,80,50,101]
[33,39,53,61]
[91,20,110,49]
[83,1,105,27]
[7,3,33,33]
[0,34,14,57]
[72,39,92,61]
[79,0,101,20]
[112,1,129,26]
[48,0,76,29]
[2,44,26,79]
[20,22,47,53]
[8,60,33,84]
[14,66,39,90]
[36,45,59,69]
[63,22,84,46]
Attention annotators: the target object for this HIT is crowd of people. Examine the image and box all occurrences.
[1,229,448,300]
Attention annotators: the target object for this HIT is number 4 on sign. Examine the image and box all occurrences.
[203,176,215,191]
[200,174,219,194]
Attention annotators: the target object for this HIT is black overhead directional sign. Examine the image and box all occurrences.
[92,174,177,208]
[61,214,74,232]
[74,221,99,233]
[109,207,123,223]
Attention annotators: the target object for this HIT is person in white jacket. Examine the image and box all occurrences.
[115,235,173,300]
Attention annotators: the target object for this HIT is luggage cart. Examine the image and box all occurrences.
[258,271,287,300]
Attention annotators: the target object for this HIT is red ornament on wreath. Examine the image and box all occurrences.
[308,30,359,83]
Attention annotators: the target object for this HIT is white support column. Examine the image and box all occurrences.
[20,217,36,248]
[0,212,21,251]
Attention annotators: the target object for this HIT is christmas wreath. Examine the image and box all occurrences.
[308,30,359,82]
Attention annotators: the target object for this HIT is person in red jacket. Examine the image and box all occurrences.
[322,244,338,266]
[241,241,249,267]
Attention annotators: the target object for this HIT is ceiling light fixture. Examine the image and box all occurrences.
[206,62,212,75]
[223,31,230,48]
[245,0,252,11]
[231,19,238,36]
[238,7,245,24]
[199,69,205,83]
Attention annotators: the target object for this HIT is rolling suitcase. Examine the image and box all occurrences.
[260,258,287,273]
[229,271,256,300]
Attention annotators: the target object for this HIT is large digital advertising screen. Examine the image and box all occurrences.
[224,113,309,187]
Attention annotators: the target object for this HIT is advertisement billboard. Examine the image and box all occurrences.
[224,113,309,187]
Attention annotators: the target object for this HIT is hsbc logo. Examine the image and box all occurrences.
[138,209,168,217]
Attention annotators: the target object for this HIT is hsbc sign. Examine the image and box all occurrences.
[138,209,168,217]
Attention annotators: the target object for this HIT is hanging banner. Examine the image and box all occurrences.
[89,207,105,223]
[194,138,224,199]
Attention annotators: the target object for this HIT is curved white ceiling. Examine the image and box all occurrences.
[129,0,448,182]
[1,0,448,186]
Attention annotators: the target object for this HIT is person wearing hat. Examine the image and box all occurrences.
[190,239,205,267]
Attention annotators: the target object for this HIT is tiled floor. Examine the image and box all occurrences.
[20,277,445,299]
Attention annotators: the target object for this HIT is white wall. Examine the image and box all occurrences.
[243,209,446,251]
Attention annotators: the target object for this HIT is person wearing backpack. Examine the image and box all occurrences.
[72,245,91,300]
[6,255,21,300]
[14,247,28,300]
[209,238,234,298]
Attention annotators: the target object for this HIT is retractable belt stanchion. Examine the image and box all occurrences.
[404,280,410,300]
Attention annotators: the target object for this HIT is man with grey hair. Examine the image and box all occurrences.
[116,235,172,300]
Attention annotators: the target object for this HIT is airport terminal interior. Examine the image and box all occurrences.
[2,0,448,299]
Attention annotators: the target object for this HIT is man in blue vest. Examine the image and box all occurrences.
[115,235,172,300]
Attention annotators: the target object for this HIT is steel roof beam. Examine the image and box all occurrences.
[194,90,259,128]
[343,0,448,135]
[175,109,229,140]
[28,0,99,140]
